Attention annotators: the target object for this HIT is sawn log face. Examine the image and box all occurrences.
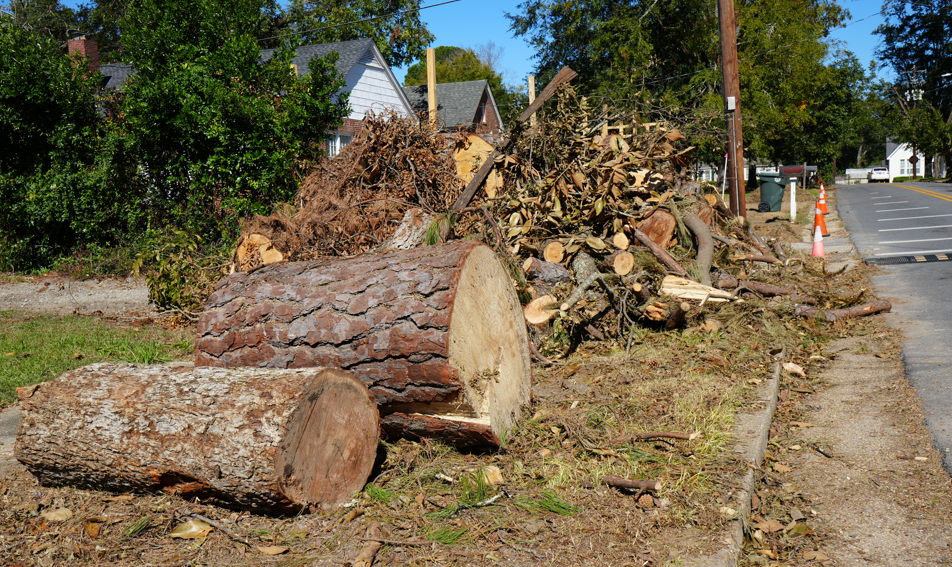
[195,240,532,447]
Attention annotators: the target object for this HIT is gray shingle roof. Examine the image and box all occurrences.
[258,38,374,78]
[402,80,490,129]
[99,63,135,90]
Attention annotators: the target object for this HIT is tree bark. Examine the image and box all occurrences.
[683,212,713,286]
[195,240,531,449]
[15,364,379,514]
[794,300,891,322]
[632,227,689,277]
[523,257,571,284]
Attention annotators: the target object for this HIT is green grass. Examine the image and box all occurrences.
[0,312,193,405]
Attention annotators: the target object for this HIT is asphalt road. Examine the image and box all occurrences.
[837,181,952,474]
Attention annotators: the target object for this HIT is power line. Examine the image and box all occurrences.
[257,0,463,43]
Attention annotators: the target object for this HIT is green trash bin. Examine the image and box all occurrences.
[756,173,793,212]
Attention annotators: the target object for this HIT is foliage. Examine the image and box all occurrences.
[0,14,128,269]
[876,0,952,122]
[277,0,433,67]
[506,0,855,167]
[2,0,77,42]
[118,0,350,242]
[75,0,127,63]
[131,229,228,313]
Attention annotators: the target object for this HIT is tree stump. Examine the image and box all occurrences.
[195,240,532,448]
[15,364,379,514]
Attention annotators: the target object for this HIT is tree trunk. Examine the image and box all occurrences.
[195,240,531,449]
[15,364,379,515]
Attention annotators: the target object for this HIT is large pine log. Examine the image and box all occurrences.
[195,240,532,448]
[15,364,379,514]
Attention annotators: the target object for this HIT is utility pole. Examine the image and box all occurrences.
[717,0,745,217]
[905,65,923,180]
[427,48,438,127]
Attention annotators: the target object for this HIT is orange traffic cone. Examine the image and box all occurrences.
[812,220,825,257]
[818,184,829,215]
[814,203,830,238]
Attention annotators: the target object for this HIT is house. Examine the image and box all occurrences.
[884,140,947,180]
[402,80,503,134]
[69,36,416,157]
[259,39,415,155]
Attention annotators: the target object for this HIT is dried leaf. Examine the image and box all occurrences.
[84,522,101,539]
[803,550,830,560]
[585,236,608,250]
[169,519,213,539]
[790,421,816,428]
[773,463,793,473]
[783,362,806,376]
[788,524,816,536]
[753,518,784,533]
[41,508,72,522]
[257,546,289,555]
[664,128,686,142]
[570,170,585,189]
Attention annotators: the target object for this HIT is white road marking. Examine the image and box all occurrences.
[876,207,929,213]
[878,237,952,244]
[879,225,952,232]
[872,201,908,205]
[871,196,894,199]
[879,213,952,222]
[875,248,952,257]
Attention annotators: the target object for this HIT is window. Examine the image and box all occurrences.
[326,132,353,157]
[899,159,907,175]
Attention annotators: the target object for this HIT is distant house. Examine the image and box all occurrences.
[260,39,415,155]
[883,140,949,180]
[71,37,415,157]
[402,80,502,134]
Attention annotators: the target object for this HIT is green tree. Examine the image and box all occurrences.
[118,0,350,240]
[0,14,119,268]
[3,0,78,42]
[74,0,127,63]
[277,0,433,67]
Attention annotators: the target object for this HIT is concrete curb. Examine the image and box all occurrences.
[685,361,781,566]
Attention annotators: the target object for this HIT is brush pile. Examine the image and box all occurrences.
[233,110,461,269]
[230,78,890,358]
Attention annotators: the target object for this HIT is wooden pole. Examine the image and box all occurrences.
[717,0,746,217]
[427,48,437,127]
[528,75,537,127]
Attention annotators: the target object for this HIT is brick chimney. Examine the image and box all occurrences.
[67,35,99,75]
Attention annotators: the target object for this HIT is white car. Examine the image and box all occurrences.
[868,167,889,182]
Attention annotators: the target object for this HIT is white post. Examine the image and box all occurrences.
[790,179,797,221]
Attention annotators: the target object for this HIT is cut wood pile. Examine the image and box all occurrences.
[16,67,893,522]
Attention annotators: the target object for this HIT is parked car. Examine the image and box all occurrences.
[868,167,889,182]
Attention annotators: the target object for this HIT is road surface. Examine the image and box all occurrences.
[836,181,952,474]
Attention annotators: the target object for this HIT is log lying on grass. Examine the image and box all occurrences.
[15,364,379,514]
[195,240,532,448]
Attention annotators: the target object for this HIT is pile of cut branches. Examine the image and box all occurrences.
[234,110,461,268]
[453,84,888,358]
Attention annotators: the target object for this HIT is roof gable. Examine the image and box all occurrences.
[402,79,497,130]
[259,38,375,78]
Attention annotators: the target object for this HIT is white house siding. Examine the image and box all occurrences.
[339,64,408,120]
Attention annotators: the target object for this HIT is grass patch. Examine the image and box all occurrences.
[0,311,193,405]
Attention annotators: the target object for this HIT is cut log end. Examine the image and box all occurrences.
[542,241,565,263]
[524,295,558,325]
[277,369,380,511]
[448,244,532,444]
[612,232,630,250]
[606,250,635,276]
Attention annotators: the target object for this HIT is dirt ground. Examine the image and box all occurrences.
[2,185,952,566]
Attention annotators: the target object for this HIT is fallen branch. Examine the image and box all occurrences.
[683,212,713,286]
[747,227,772,256]
[359,537,428,547]
[615,432,700,443]
[353,523,384,567]
[794,300,892,322]
[771,241,788,263]
[731,253,780,264]
[660,276,734,302]
[664,301,690,330]
[734,281,816,305]
[602,475,663,493]
[632,227,689,277]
